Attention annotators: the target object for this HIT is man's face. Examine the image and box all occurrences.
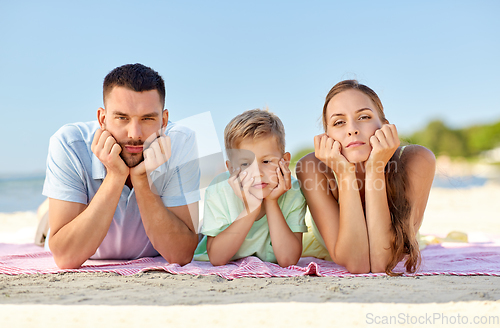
[98,86,167,167]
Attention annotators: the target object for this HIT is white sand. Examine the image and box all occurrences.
[1,302,499,328]
[1,175,500,327]
[0,211,37,244]
[421,182,500,235]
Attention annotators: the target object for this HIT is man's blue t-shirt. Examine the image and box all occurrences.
[42,120,200,260]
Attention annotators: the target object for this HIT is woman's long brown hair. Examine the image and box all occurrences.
[322,80,420,275]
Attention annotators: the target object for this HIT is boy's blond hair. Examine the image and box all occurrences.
[224,109,286,154]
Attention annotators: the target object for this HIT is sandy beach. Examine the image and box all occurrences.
[1,165,500,327]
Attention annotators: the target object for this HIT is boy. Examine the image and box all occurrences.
[194,109,307,267]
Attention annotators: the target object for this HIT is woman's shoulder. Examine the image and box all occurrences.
[401,144,436,178]
[295,152,331,175]
[295,151,338,198]
[297,151,319,164]
[401,144,436,164]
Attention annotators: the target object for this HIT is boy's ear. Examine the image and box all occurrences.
[226,160,233,173]
[282,152,291,164]
[97,107,106,128]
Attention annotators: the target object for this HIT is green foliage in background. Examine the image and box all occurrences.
[291,119,500,162]
[290,147,314,167]
[402,119,500,158]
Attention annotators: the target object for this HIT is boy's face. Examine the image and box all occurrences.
[227,135,290,200]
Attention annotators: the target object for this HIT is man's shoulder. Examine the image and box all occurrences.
[51,121,99,145]
[164,121,195,140]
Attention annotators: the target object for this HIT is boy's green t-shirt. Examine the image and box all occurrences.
[194,171,308,263]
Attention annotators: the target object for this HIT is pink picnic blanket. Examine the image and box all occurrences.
[1,236,500,279]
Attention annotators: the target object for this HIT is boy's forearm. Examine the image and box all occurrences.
[132,176,198,265]
[50,173,126,269]
[264,200,302,267]
[207,209,258,266]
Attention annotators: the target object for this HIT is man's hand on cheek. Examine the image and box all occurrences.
[130,130,172,188]
[266,158,292,202]
[145,132,172,174]
[91,128,129,178]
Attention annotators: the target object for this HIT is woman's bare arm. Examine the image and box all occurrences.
[402,145,436,232]
[297,153,370,273]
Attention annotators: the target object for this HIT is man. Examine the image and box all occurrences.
[43,63,200,269]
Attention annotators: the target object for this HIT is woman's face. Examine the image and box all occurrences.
[325,89,384,163]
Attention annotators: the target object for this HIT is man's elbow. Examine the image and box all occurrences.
[156,234,198,266]
[52,253,84,270]
[162,250,194,266]
[49,241,85,269]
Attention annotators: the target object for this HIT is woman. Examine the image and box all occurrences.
[297,80,435,275]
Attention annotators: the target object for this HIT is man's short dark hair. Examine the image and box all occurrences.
[103,63,166,108]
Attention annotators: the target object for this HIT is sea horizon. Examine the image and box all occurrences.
[0,174,46,213]
[0,171,494,214]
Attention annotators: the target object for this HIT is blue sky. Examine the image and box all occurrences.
[1,0,499,175]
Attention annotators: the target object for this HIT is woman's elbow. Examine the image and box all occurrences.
[335,252,370,274]
[369,258,390,274]
[345,261,371,274]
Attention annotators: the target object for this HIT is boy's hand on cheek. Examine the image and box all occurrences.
[228,168,262,215]
[91,128,129,178]
[265,159,291,202]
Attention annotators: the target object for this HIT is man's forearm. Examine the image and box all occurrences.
[133,176,198,265]
[50,173,126,269]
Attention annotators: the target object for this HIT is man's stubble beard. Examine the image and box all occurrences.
[119,148,144,168]
[102,123,144,168]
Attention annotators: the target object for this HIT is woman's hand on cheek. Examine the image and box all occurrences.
[365,124,400,173]
[314,134,354,175]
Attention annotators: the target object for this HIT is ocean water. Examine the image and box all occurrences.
[0,172,491,214]
[432,175,489,189]
[0,175,47,213]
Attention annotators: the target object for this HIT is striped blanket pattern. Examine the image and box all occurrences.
[1,239,499,279]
